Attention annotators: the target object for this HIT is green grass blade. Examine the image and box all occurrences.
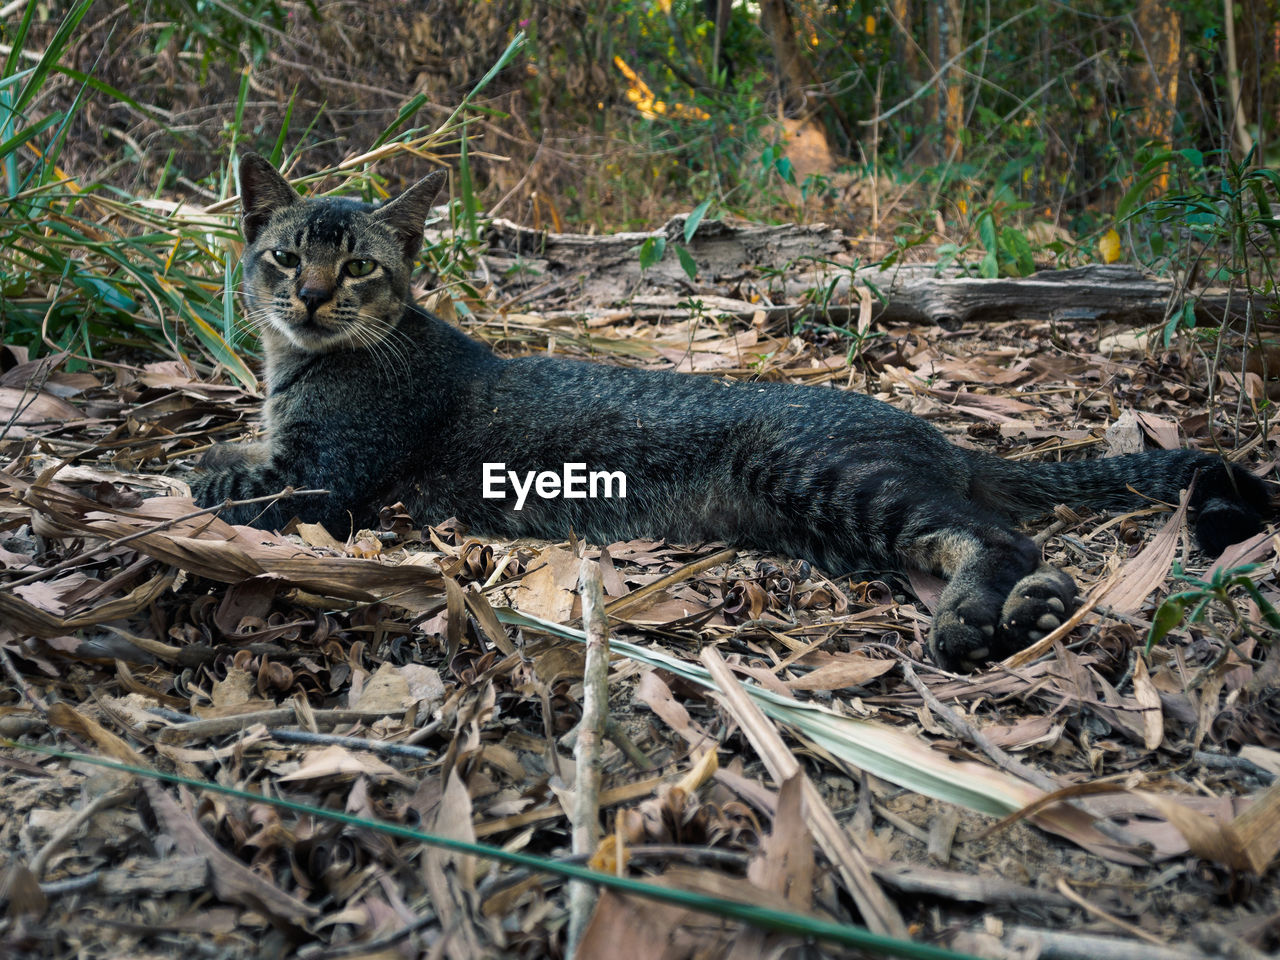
[3,741,983,960]
[10,0,94,117]
[437,31,527,131]
[1,0,36,80]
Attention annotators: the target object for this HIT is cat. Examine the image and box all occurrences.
[192,154,1274,672]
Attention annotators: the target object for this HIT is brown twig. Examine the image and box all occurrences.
[900,662,1058,792]
[604,546,736,617]
[0,647,48,717]
[1055,878,1169,947]
[568,557,610,956]
[265,728,439,763]
[28,786,133,879]
[1005,925,1211,960]
[156,705,411,744]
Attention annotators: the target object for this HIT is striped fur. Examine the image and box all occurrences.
[192,155,1275,671]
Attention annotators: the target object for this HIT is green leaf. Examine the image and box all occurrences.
[74,275,136,313]
[433,32,526,134]
[269,90,298,165]
[457,128,479,241]
[185,308,257,389]
[0,112,59,167]
[979,248,998,279]
[999,227,1034,276]
[675,243,698,280]
[684,198,711,243]
[1146,597,1187,651]
[638,234,667,271]
[1116,171,1164,221]
[977,213,997,253]
[373,93,429,149]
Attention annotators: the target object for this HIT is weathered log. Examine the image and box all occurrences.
[482,217,1259,327]
[835,263,1247,326]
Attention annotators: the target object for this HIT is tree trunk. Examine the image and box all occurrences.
[1130,2,1183,187]
[758,0,811,115]
[942,0,966,160]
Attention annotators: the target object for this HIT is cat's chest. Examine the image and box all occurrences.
[264,349,439,435]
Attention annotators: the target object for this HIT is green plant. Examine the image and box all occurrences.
[636,197,712,280]
[1120,144,1280,445]
[1146,560,1280,655]
[138,0,305,73]
[973,207,1036,278]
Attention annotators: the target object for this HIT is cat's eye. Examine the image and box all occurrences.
[345,259,376,278]
[271,249,300,268]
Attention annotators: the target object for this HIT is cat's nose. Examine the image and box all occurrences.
[298,283,334,313]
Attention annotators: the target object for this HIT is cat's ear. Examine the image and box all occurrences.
[371,170,447,261]
[238,153,299,243]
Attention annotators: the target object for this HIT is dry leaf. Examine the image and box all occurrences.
[785,655,896,691]
[513,545,580,621]
[279,745,414,786]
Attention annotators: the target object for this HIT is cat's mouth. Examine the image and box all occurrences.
[274,312,345,350]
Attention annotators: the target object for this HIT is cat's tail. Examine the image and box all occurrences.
[974,449,1274,555]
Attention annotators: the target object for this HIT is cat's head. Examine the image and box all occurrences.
[237,153,446,353]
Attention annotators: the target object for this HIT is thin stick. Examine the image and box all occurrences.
[604,546,736,617]
[700,647,907,939]
[267,729,439,764]
[29,786,132,879]
[1004,925,1210,960]
[0,647,48,717]
[900,662,1057,792]
[156,705,409,743]
[1055,878,1169,947]
[568,558,610,956]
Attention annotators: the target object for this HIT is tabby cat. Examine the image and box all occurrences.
[192,154,1273,671]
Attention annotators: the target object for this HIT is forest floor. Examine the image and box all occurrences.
[1,219,1279,960]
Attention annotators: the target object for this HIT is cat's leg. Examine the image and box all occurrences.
[190,442,334,529]
[200,440,270,471]
[904,514,1078,672]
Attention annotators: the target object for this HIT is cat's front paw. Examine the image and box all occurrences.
[189,442,271,514]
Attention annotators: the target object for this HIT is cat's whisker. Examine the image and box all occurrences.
[353,313,415,383]
[347,316,412,383]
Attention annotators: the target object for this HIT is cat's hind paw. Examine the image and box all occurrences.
[927,565,1078,673]
[997,566,1078,650]
[927,589,1005,673]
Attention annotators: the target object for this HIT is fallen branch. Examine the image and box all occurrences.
[568,558,610,955]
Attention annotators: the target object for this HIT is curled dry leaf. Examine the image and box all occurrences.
[142,781,318,928]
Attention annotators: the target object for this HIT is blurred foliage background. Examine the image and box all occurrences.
[2,0,1279,371]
